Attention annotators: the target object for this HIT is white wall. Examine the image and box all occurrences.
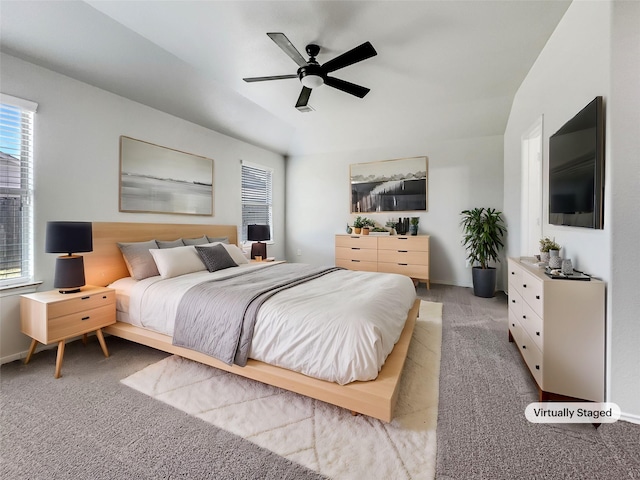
[286,135,504,288]
[503,1,639,420]
[0,53,286,362]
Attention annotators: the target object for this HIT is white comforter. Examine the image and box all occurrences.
[110,263,417,384]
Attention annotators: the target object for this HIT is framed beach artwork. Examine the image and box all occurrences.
[119,136,214,215]
[350,156,428,213]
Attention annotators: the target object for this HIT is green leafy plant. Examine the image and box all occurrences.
[460,207,506,269]
[539,237,560,252]
[353,216,365,228]
[410,217,419,226]
[361,217,376,228]
[371,227,388,232]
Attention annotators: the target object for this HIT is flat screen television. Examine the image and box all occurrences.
[548,96,604,229]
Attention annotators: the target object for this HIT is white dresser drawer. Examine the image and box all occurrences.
[521,270,544,318]
[521,301,543,351]
[507,259,523,295]
[508,289,523,320]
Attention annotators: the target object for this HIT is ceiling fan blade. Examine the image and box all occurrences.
[243,74,297,82]
[324,76,370,98]
[267,32,308,67]
[295,87,314,112]
[322,41,377,73]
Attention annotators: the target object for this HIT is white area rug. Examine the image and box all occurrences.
[122,300,443,480]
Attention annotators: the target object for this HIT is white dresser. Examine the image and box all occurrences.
[507,257,605,402]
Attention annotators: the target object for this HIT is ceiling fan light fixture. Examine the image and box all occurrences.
[300,74,324,89]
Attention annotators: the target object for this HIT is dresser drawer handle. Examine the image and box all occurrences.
[511,299,515,303]
[351,260,361,262]
[512,323,515,327]
[81,296,90,300]
[103,296,107,299]
[522,345,527,349]
[398,250,408,253]
[81,316,90,321]
[536,331,540,336]
[535,365,540,370]
[522,315,526,319]
[350,236,360,239]
[351,247,361,250]
[523,284,527,288]
[511,271,515,275]
[398,263,408,266]
[536,295,540,300]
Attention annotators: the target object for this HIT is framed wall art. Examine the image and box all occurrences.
[119,136,214,215]
[350,156,428,213]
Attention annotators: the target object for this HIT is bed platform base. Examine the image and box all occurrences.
[105,297,418,423]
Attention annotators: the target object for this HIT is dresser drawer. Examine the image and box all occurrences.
[47,304,116,343]
[508,289,523,320]
[521,301,543,351]
[335,246,377,262]
[378,262,428,279]
[336,258,378,272]
[507,260,523,295]
[48,290,115,319]
[378,236,428,252]
[509,310,525,346]
[377,249,428,265]
[335,235,378,249]
[521,270,544,318]
[520,335,543,388]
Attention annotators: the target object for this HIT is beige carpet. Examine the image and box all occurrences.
[122,300,442,480]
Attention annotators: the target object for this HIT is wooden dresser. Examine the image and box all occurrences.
[507,257,605,402]
[335,234,430,288]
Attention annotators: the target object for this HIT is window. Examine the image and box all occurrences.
[241,161,273,242]
[0,94,37,287]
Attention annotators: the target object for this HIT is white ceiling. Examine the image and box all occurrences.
[0,0,570,156]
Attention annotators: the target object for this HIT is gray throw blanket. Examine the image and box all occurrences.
[172,263,342,366]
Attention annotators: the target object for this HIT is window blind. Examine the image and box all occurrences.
[241,161,273,242]
[0,94,37,287]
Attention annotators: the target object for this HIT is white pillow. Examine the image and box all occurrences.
[149,245,206,278]
[203,242,249,265]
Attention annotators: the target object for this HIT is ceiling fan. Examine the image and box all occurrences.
[243,32,377,112]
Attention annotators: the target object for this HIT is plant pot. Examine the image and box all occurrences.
[353,227,362,234]
[472,266,497,298]
[361,227,370,235]
[540,251,550,263]
[409,225,418,236]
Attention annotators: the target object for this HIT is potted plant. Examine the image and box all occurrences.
[460,207,506,298]
[410,217,419,236]
[353,216,364,234]
[385,220,397,234]
[539,237,560,263]
[361,217,376,235]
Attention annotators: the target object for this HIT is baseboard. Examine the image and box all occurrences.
[0,333,93,365]
[620,412,640,425]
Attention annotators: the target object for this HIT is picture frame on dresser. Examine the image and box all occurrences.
[350,156,428,213]
[119,136,214,216]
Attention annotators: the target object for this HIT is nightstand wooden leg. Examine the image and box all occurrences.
[25,339,38,364]
[82,333,88,345]
[95,329,109,358]
[55,340,65,379]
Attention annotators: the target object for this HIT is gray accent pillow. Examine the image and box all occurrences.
[117,240,159,280]
[183,235,209,246]
[206,236,229,244]
[195,244,238,272]
[157,238,185,249]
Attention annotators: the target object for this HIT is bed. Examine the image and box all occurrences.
[84,222,420,422]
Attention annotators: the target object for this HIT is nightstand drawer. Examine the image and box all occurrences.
[48,290,115,319]
[47,305,116,343]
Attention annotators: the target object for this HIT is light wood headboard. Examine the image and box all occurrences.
[84,222,238,287]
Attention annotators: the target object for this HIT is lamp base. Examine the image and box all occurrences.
[58,287,82,294]
[251,242,267,260]
[54,255,86,294]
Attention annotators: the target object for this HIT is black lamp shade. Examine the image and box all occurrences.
[45,222,93,254]
[247,224,270,242]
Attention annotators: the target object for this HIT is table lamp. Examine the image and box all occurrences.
[45,221,93,293]
[247,224,270,260]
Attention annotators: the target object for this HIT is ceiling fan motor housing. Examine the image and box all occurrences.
[298,63,324,88]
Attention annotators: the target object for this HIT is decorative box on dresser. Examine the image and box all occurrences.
[507,257,605,402]
[20,286,116,378]
[335,234,430,288]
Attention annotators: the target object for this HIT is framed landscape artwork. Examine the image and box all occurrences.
[350,156,428,213]
[119,136,214,215]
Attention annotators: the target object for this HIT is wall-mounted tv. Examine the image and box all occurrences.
[548,96,604,229]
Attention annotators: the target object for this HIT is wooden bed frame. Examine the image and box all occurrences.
[84,222,419,422]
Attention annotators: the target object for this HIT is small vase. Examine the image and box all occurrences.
[362,227,370,235]
[353,227,361,235]
[409,225,418,236]
[540,251,550,263]
[549,255,563,269]
[562,259,573,275]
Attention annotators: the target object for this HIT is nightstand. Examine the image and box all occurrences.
[20,286,116,378]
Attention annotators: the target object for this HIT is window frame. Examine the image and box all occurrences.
[0,93,37,288]
[240,160,273,243]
